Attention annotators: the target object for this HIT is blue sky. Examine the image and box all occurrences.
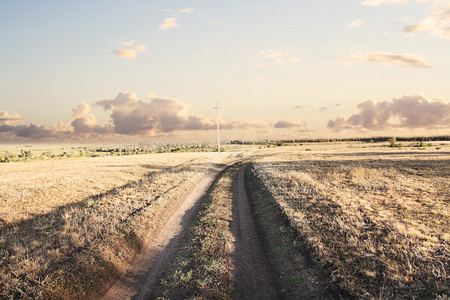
[1,0,450,143]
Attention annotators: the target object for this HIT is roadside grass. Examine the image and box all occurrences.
[0,152,238,299]
[245,164,349,299]
[253,151,450,299]
[155,163,239,299]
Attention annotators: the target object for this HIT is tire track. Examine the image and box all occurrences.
[231,163,278,300]
[101,164,228,300]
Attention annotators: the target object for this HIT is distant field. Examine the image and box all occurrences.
[252,147,450,298]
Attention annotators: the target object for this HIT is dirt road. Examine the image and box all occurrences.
[101,164,228,300]
[102,161,281,299]
[231,163,278,299]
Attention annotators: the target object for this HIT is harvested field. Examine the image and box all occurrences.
[2,142,449,299]
[252,150,450,299]
[0,152,238,299]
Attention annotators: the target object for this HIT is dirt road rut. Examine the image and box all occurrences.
[101,165,227,300]
[102,161,280,299]
[231,163,278,300]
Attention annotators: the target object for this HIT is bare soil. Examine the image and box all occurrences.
[231,163,278,299]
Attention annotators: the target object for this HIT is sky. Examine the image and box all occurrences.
[1,0,450,143]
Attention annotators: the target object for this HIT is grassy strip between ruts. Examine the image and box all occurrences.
[154,163,239,299]
[245,163,351,300]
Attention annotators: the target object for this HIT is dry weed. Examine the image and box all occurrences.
[253,150,449,299]
[0,152,238,298]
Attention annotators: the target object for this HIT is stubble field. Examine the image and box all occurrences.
[1,141,449,299]
[0,151,239,298]
[252,146,450,299]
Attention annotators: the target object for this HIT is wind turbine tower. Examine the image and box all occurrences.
[214,102,221,153]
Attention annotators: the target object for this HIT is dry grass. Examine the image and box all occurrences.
[0,152,239,299]
[155,163,237,299]
[253,149,450,299]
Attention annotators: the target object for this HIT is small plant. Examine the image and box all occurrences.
[20,149,33,159]
[413,141,433,148]
[389,137,397,147]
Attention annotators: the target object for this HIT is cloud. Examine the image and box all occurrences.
[316,103,341,112]
[0,111,23,125]
[0,93,269,142]
[70,101,112,136]
[344,51,431,68]
[114,41,148,59]
[360,0,408,6]
[177,7,195,14]
[257,49,299,65]
[327,94,450,132]
[360,0,450,39]
[160,8,196,14]
[346,19,364,28]
[15,124,61,139]
[158,7,197,30]
[265,50,289,58]
[96,93,213,135]
[159,17,181,30]
[96,93,268,136]
[223,119,268,130]
[0,121,74,141]
[0,103,113,141]
[274,119,315,132]
[404,4,450,38]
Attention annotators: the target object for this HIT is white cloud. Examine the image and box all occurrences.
[177,7,195,14]
[327,94,450,132]
[257,49,299,65]
[266,49,289,58]
[1,93,269,142]
[344,51,431,67]
[159,17,181,30]
[360,0,450,39]
[96,93,268,135]
[346,19,364,28]
[0,111,23,125]
[114,41,148,59]
[404,4,450,38]
[160,7,196,14]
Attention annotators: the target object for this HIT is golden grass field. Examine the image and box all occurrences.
[0,151,240,298]
[1,141,449,299]
[252,144,450,298]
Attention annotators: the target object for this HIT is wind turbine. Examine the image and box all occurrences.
[214,102,221,153]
